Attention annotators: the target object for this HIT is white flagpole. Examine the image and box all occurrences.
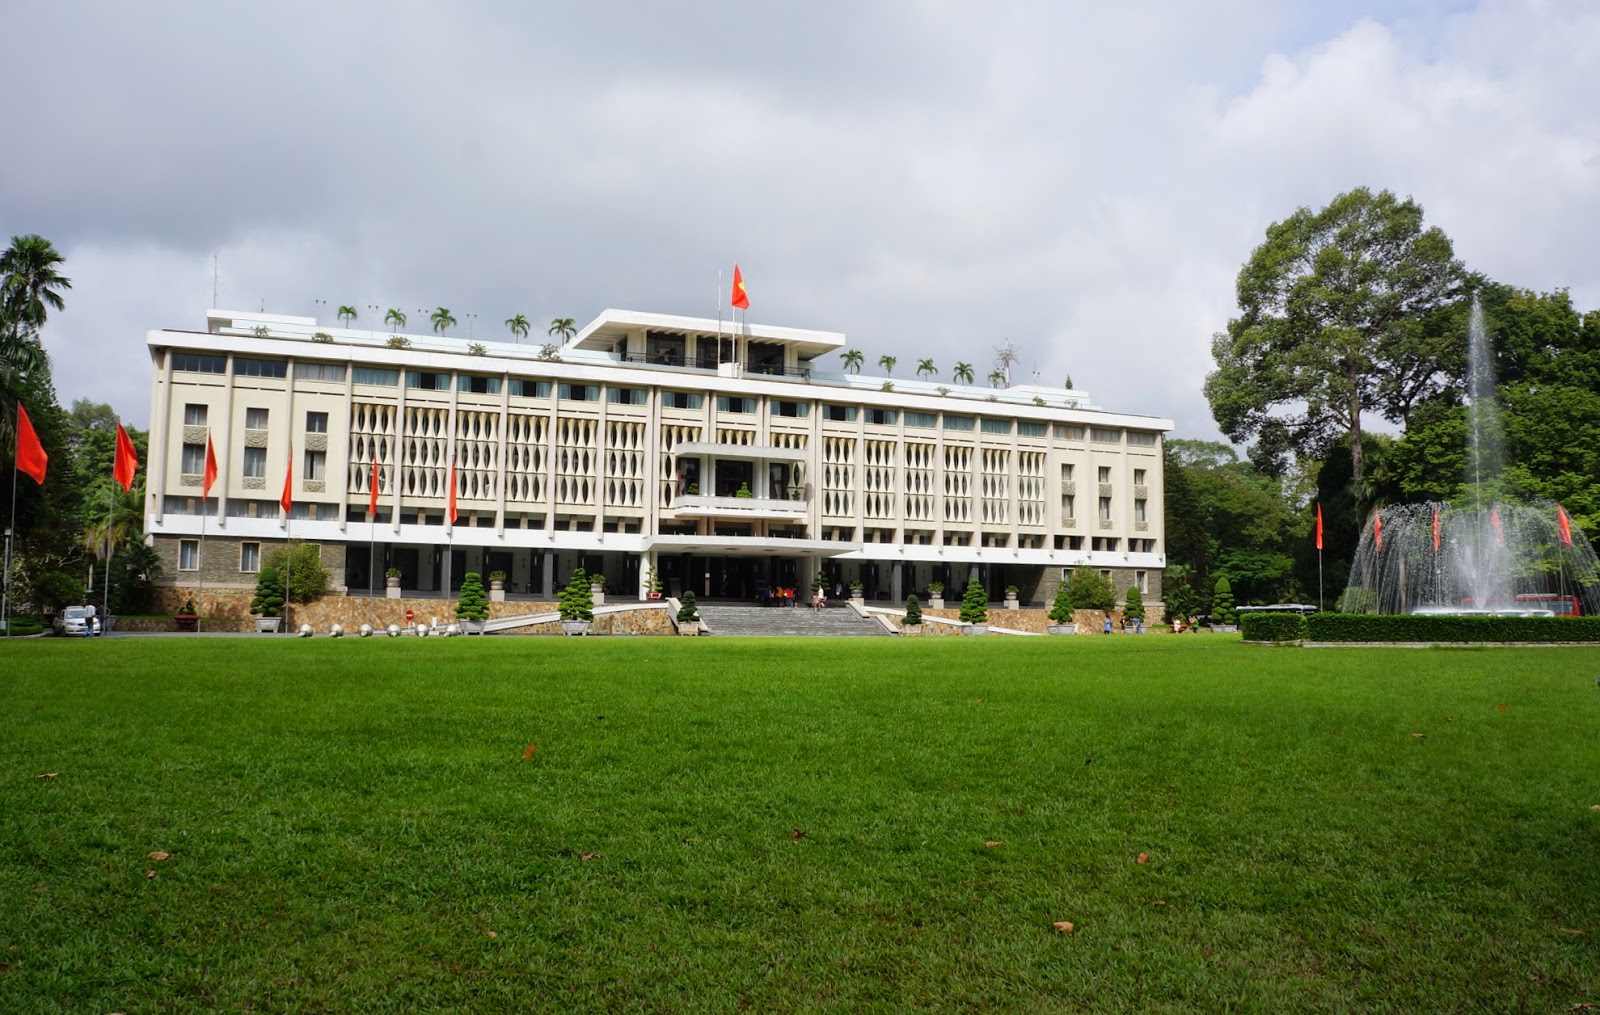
[197,494,207,633]
[1,415,18,635]
[103,483,113,631]
[717,269,723,365]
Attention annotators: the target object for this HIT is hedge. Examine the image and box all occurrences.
[1240,613,1308,643]
[1306,614,1600,644]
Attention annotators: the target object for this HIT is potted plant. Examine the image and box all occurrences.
[174,596,199,633]
[589,573,607,606]
[849,581,864,601]
[734,482,753,499]
[1124,585,1146,633]
[487,570,507,603]
[676,590,701,635]
[926,581,945,610]
[645,564,665,600]
[455,571,490,634]
[958,577,988,635]
[1211,577,1237,632]
[1046,580,1077,634]
[901,594,923,635]
[250,567,284,633]
[385,566,403,600]
[559,567,594,636]
[1004,584,1021,610]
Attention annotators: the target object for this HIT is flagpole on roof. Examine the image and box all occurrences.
[717,268,723,368]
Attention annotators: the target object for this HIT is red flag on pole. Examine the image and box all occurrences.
[202,437,219,497]
[730,264,749,309]
[1374,513,1383,551]
[447,456,459,526]
[1431,507,1440,552]
[280,444,294,515]
[1315,503,1324,551]
[14,403,47,485]
[368,449,380,517]
[1557,505,1574,547]
[1490,507,1505,548]
[113,422,139,492]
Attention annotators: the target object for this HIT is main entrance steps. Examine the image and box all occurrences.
[697,603,889,637]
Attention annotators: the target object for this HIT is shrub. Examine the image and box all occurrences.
[1047,581,1075,624]
[958,578,988,624]
[1306,614,1600,644]
[264,543,331,605]
[32,570,84,613]
[647,565,665,595]
[734,483,753,499]
[1,617,44,637]
[385,567,402,580]
[1123,585,1145,622]
[1240,612,1307,643]
[903,594,922,627]
[385,335,411,349]
[249,566,285,617]
[468,342,487,356]
[588,574,606,589]
[927,581,944,596]
[1064,568,1115,611]
[558,568,594,622]
[311,331,333,343]
[677,590,700,623]
[455,571,489,622]
[488,570,507,584]
[1212,577,1237,626]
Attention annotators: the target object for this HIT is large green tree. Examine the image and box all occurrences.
[1206,188,1467,490]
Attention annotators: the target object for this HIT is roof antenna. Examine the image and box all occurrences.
[212,252,218,307]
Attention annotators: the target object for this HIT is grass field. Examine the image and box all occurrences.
[2,636,1598,1012]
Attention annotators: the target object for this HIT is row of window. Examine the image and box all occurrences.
[182,405,326,432]
[178,539,262,573]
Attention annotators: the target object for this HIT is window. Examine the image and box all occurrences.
[240,542,261,574]
[244,407,268,430]
[353,367,399,386]
[1100,568,1112,580]
[981,418,1012,435]
[904,411,936,428]
[559,383,598,401]
[1127,431,1157,447]
[242,446,266,479]
[1061,464,1075,481]
[234,357,287,378]
[1062,494,1076,517]
[864,408,895,425]
[1135,499,1147,522]
[460,374,502,395]
[172,353,226,374]
[1018,421,1048,438]
[1090,427,1122,444]
[180,442,206,474]
[822,404,857,422]
[305,411,328,433]
[511,379,550,398]
[716,396,755,414]
[1137,570,1148,594]
[607,387,646,405]
[304,449,326,481]
[183,403,208,426]
[1099,496,1112,520]
[943,414,974,432]
[662,390,701,409]
[772,400,809,418]
[1134,468,1146,486]
[294,361,345,383]
[179,540,199,571]
[1055,424,1084,440]
[406,371,451,391]
[1098,466,1111,483]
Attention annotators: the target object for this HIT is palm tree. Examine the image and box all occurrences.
[953,361,975,385]
[1,234,70,387]
[548,317,577,342]
[916,358,937,381]
[840,350,864,374]
[877,354,896,377]
[384,308,407,331]
[988,369,1006,387]
[430,307,457,335]
[337,305,358,328]
[505,313,530,344]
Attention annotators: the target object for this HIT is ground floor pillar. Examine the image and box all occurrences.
[542,552,554,598]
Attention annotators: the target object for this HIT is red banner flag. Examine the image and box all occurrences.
[1315,503,1324,551]
[447,456,459,526]
[280,444,294,515]
[14,403,47,485]
[1490,507,1505,548]
[1557,505,1573,547]
[730,264,749,309]
[113,422,139,492]
[1374,513,1383,551]
[202,437,219,497]
[1431,507,1440,552]
[368,449,380,517]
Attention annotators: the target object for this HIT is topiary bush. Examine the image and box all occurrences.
[249,566,285,617]
[263,543,331,605]
[1123,585,1145,622]
[677,590,700,623]
[1240,612,1308,643]
[903,594,922,627]
[558,568,594,622]
[1212,577,1237,626]
[455,571,489,621]
[1047,581,1075,624]
[1306,614,1600,643]
[958,578,988,624]
[1064,568,1115,611]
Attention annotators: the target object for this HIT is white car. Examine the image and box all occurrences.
[54,606,90,637]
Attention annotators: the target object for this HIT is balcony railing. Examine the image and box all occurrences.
[668,494,809,520]
[614,353,811,380]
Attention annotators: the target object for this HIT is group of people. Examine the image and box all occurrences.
[759,586,800,608]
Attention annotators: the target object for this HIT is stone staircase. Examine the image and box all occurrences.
[697,603,889,637]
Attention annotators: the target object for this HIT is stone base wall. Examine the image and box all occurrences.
[918,606,1166,633]
[152,535,348,599]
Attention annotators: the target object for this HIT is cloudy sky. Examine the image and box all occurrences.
[5,0,1597,440]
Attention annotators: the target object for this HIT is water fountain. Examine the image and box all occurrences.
[1343,299,1600,615]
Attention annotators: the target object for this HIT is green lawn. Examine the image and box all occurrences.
[2,636,1597,1012]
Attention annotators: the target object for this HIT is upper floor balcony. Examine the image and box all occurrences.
[665,493,809,522]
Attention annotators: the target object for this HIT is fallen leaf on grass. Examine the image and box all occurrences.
[984,840,1003,848]
[145,871,156,879]
[976,698,985,704]
[1591,804,1600,811]
[522,743,538,760]
[1558,927,1585,936]
[1496,703,1508,712]
[791,828,808,841]
[34,773,58,780]
[1566,1003,1596,1011]
[0,962,10,972]
[147,852,170,861]
[1412,733,1427,739]
[580,853,598,862]
[1053,921,1075,934]
[486,930,497,938]
[1445,717,1455,722]
[1153,900,1166,906]
[1136,852,1149,864]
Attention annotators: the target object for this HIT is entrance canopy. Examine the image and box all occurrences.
[644,534,861,558]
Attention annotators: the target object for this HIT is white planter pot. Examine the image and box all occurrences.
[1046,624,1078,635]
[489,581,505,603]
[928,597,945,610]
[901,623,923,636]
[590,587,606,606]
[385,578,402,600]
[962,624,989,636]
[256,616,282,634]
[459,620,486,635]
[679,623,700,636]
[562,620,592,637]
[1005,596,1020,611]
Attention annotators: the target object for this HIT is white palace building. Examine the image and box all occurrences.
[145,308,1170,610]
